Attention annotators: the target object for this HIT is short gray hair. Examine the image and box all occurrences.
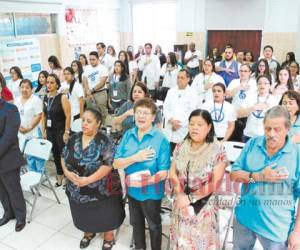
[264,105,291,129]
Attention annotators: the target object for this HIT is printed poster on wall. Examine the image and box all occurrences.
[0,39,42,88]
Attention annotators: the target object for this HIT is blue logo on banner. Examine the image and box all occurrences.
[31,63,41,72]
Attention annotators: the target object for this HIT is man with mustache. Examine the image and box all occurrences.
[230,105,300,250]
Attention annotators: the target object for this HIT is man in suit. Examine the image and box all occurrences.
[0,95,26,232]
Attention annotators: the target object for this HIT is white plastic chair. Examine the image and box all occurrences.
[21,139,60,222]
[71,118,82,133]
[221,141,245,250]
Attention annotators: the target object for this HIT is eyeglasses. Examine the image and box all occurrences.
[135,110,152,116]
[239,70,250,73]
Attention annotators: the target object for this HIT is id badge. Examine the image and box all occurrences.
[47,119,52,128]
[113,90,118,97]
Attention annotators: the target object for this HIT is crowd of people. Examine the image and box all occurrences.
[0,41,300,250]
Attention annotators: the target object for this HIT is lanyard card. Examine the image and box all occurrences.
[47,119,52,128]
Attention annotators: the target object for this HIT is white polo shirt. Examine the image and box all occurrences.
[242,94,279,137]
[15,94,42,139]
[184,50,202,68]
[99,53,114,71]
[83,64,108,90]
[202,100,236,138]
[163,85,200,143]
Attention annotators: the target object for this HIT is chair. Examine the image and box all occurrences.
[71,118,82,133]
[221,141,245,250]
[21,139,60,222]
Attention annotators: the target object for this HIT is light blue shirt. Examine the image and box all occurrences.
[232,136,300,242]
[289,115,300,137]
[115,126,170,201]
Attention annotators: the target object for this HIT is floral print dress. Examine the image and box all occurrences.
[169,139,227,250]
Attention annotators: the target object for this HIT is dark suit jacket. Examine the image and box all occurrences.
[0,99,26,174]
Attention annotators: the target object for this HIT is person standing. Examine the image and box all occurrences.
[0,96,26,232]
[184,42,203,79]
[138,43,161,99]
[96,42,114,72]
[215,45,240,87]
[82,51,109,125]
[164,69,199,152]
[231,106,300,250]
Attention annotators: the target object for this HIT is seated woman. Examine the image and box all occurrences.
[289,61,300,90]
[113,98,170,250]
[114,82,162,132]
[169,109,227,249]
[280,90,300,144]
[237,75,278,143]
[202,83,236,141]
[62,108,125,250]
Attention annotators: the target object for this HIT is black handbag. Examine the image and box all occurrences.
[184,161,212,215]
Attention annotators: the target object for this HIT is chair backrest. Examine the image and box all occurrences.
[223,141,245,163]
[24,139,52,161]
[71,119,82,133]
[18,133,27,152]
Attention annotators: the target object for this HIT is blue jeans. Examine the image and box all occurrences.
[233,219,288,250]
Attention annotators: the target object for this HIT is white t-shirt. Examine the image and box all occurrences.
[15,95,42,139]
[7,79,22,99]
[191,72,225,104]
[83,64,108,90]
[184,50,202,68]
[242,94,279,137]
[59,81,84,118]
[163,85,200,143]
[160,63,180,89]
[202,100,236,138]
[227,78,257,109]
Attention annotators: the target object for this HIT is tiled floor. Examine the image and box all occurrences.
[0,162,263,250]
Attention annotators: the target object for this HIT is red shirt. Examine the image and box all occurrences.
[1,86,13,102]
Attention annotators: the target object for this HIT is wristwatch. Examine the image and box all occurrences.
[249,172,255,184]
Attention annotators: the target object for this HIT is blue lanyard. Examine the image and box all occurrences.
[112,75,119,90]
[47,95,57,113]
[213,101,224,122]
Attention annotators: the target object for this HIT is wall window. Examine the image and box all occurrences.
[0,13,57,37]
[132,1,176,53]
[15,13,57,35]
[0,13,14,36]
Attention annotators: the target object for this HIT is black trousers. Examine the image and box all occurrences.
[0,169,26,221]
[47,129,65,175]
[128,196,162,250]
